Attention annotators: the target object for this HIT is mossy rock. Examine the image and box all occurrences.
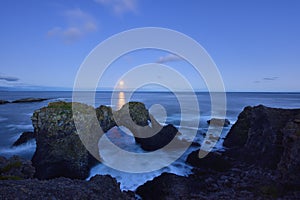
[118,102,150,126]
[0,175,23,180]
[0,161,22,173]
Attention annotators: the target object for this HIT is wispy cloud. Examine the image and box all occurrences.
[156,54,183,64]
[95,0,138,16]
[0,74,19,82]
[254,76,279,83]
[47,8,97,44]
[263,77,279,81]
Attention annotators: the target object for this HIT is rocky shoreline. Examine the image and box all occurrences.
[0,102,299,199]
[0,98,49,104]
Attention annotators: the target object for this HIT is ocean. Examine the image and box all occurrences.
[1,91,300,190]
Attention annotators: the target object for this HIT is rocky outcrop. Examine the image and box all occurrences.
[96,105,116,132]
[136,105,300,199]
[277,120,300,186]
[12,98,49,103]
[0,175,134,199]
[31,101,99,180]
[31,101,183,179]
[12,131,35,147]
[0,156,35,180]
[207,118,230,127]
[186,150,232,172]
[137,124,180,151]
[114,102,182,151]
[224,105,300,171]
[0,100,9,104]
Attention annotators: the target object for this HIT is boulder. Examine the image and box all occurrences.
[0,155,35,180]
[136,173,197,200]
[113,102,150,127]
[224,105,300,168]
[31,101,99,180]
[223,105,300,183]
[96,105,116,132]
[207,118,230,127]
[137,124,180,151]
[186,150,232,172]
[12,131,35,147]
[12,98,49,103]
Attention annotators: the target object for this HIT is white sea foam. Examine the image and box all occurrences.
[0,140,36,157]
[88,158,193,191]
[6,124,33,130]
[88,127,196,191]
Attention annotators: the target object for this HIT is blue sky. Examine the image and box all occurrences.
[0,0,299,91]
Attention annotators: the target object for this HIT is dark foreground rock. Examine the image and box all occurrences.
[31,102,99,180]
[224,105,300,179]
[137,105,300,199]
[0,175,134,200]
[186,150,232,172]
[12,132,35,147]
[207,118,230,127]
[12,98,49,103]
[0,156,35,180]
[0,100,9,104]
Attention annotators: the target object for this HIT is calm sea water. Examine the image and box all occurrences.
[0,91,300,190]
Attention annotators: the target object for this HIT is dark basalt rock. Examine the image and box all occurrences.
[12,98,49,103]
[114,102,182,151]
[186,150,232,172]
[223,105,300,187]
[12,131,35,147]
[0,175,134,199]
[224,105,300,170]
[277,120,300,186]
[0,100,9,104]
[114,101,150,127]
[95,105,116,132]
[31,102,99,180]
[136,173,197,200]
[207,118,230,127]
[137,105,300,199]
[0,155,35,180]
[137,124,179,151]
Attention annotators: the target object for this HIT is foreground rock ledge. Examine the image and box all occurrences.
[0,175,134,200]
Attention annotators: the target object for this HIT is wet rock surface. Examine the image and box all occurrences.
[0,175,134,200]
[31,102,99,180]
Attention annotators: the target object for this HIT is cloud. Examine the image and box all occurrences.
[263,77,279,81]
[95,0,138,16]
[0,74,19,82]
[254,77,279,84]
[47,8,97,44]
[156,54,183,64]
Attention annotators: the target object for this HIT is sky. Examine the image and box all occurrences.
[0,0,299,92]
